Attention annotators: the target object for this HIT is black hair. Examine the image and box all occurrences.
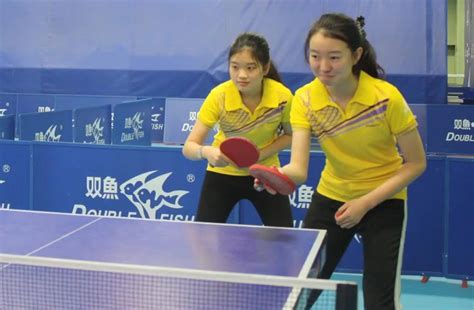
[229,32,282,83]
[303,13,385,79]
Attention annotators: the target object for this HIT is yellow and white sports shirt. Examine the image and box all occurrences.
[291,71,418,201]
[198,78,292,176]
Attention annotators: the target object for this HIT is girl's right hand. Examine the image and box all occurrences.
[253,178,277,195]
[204,146,230,167]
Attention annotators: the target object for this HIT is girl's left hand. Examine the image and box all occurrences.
[334,198,370,229]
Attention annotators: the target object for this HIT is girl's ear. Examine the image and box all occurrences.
[353,47,363,65]
[263,62,271,76]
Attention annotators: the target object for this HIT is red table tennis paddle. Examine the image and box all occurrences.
[220,137,259,168]
[249,164,296,195]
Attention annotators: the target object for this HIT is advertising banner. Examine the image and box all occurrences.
[427,105,474,155]
[112,99,151,146]
[0,93,17,116]
[163,98,215,145]
[150,97,165,143]
[0,115,15,140]
[55,95,136,111]
[0,141,31,210]
[74,105,112,144]
[32,144,206,222]
[18,110,73,142]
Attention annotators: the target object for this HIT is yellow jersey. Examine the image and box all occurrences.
[198,78,292,176]
[291,71,418,201]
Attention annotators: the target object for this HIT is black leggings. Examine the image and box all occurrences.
[304,192,405,310]
[196,171,293,227]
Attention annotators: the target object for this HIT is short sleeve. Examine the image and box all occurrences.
[385,88,418,136]
[281,93,293,124]
[290,88,311,130]
[197,89,222,128]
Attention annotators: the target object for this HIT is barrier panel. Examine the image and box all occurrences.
[30,143,206,221]
[445,156,474,280]
[55,94,136,111]
[0,139,472,279]
[0,141,31,210]
[112,98,151,146]
[0,93,17,116]
[18,110,73,142]
[403,156,446,276]
[0,115,15,140]
[17,94,55,113]
[74,105,112,144]
[149,97,166,143]
[163,97,214,145]
[426,104,474,155]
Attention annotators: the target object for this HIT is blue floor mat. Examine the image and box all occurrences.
[332,273,474,309]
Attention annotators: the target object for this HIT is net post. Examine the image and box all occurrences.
[335,283,357,310]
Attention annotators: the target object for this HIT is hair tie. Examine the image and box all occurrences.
[356,16,366,39]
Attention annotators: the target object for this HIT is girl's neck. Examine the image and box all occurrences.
[326,75,358,110]
[241,84,263,112]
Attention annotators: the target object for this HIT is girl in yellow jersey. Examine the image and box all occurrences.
[280,14,426,309]
[183,33,293,227]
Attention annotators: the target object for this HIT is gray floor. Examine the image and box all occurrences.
[332,273,474,310]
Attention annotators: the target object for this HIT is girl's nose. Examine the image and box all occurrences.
[319,59,331,71]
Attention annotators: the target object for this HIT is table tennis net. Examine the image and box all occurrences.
[0,255,357,310]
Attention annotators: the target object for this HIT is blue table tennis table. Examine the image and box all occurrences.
[0,209,356,309]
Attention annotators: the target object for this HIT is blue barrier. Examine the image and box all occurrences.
[17,94,55,113]
[0,141,32,210]
[445,156,474,280]
[148,97,166,143]
[0,140,472,279]
[0,115,15,140]
[55,94,136,111]
[30,143,205,221]
[112,98,151,146]
[18,110,73,142]
[74,105,112,144]
[163,97,210,145]
[0,93,17,116]
[403,156,446,276]
[426,105,474,155]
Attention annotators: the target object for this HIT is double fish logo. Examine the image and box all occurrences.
[131,112,144,140]
[120,170,188,219]
[151,113,161,123]
[91,118,104,144]
[44,125,62,142]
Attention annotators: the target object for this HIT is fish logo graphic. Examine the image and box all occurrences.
[120,170,188,219]
[91,118,104,144]
[151,113,161,122]
[131,112,144,139]
[44,125,62,142]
